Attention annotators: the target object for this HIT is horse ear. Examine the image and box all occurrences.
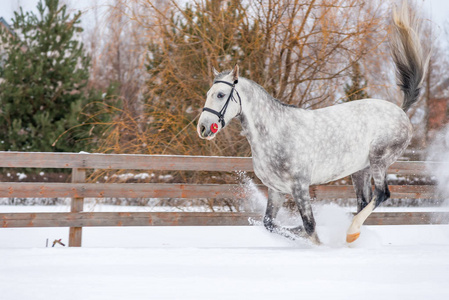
[213,67,220,77]
[231,64,239,82]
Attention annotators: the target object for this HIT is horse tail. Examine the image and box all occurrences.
[390,0,430,112]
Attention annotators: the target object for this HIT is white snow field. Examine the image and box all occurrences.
[1,204,449,300]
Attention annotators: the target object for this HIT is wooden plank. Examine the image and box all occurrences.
[0,152,86,169]
[1,212,448,228]
[0,182,248,199]
[311,185,437,200]
[0,152,254,172]
[389,161,443,176]
[0,182,437,200]
[0,152,445,175]
[69,168,86,247]
[364,212,449,225]
[0,212,261,227]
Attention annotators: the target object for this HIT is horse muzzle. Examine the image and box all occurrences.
[198,122,219,140]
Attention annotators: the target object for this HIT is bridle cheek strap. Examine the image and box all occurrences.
[202,80,242,128]
[202,107,225,127]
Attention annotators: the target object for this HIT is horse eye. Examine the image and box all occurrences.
[217,92,225,99]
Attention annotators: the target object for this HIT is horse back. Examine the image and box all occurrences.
[306,99,412,184]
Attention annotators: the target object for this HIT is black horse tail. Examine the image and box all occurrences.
[390,0,430,112]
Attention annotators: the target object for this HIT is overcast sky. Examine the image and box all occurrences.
[1,0,448,34]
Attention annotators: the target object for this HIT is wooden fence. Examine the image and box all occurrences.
[0,152,448,247]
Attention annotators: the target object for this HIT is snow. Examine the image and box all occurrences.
[158,174,174,181]
[386,173,398,180]
[1,205,449,299]
[16,172,27,180]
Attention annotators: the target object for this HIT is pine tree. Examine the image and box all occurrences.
[344,62,369,102]
[0,0,95,152]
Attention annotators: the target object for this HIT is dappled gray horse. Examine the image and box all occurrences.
[197,2,429,244]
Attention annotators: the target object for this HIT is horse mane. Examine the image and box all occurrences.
[214,70,299,110]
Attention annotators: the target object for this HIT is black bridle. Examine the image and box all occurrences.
[202,80,242,128]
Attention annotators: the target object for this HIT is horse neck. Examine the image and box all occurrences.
[238,78,300,139]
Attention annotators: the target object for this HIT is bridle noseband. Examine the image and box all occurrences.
[202,80,242,128]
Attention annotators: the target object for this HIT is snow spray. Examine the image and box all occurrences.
[426,124,449,222]
[235,171,366,247]
[235,171,267,214]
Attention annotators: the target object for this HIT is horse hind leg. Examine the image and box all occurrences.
[346,168,390,243]
[346,142,404,243]
[351,167,373,213]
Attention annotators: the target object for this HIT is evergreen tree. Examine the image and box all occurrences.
[344,62,369,102]
[0,0,95,152]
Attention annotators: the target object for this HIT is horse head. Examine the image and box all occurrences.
[197,64,241,140]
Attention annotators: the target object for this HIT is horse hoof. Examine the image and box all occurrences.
[310,233,321,246]
[346,232,360,243]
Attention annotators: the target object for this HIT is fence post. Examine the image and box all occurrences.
[69,168,86,247]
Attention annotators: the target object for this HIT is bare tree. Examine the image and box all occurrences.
[84,0,158,118]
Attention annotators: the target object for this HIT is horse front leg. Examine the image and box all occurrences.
[290,184,321,245]
[263,188,284,232]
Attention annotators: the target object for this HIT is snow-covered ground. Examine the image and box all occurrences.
[1,204,449,299]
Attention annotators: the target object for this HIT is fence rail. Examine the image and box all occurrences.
[0,151,441,175]
[0,182,437,200]
[2,211,449,228]
[0,151,447,247]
